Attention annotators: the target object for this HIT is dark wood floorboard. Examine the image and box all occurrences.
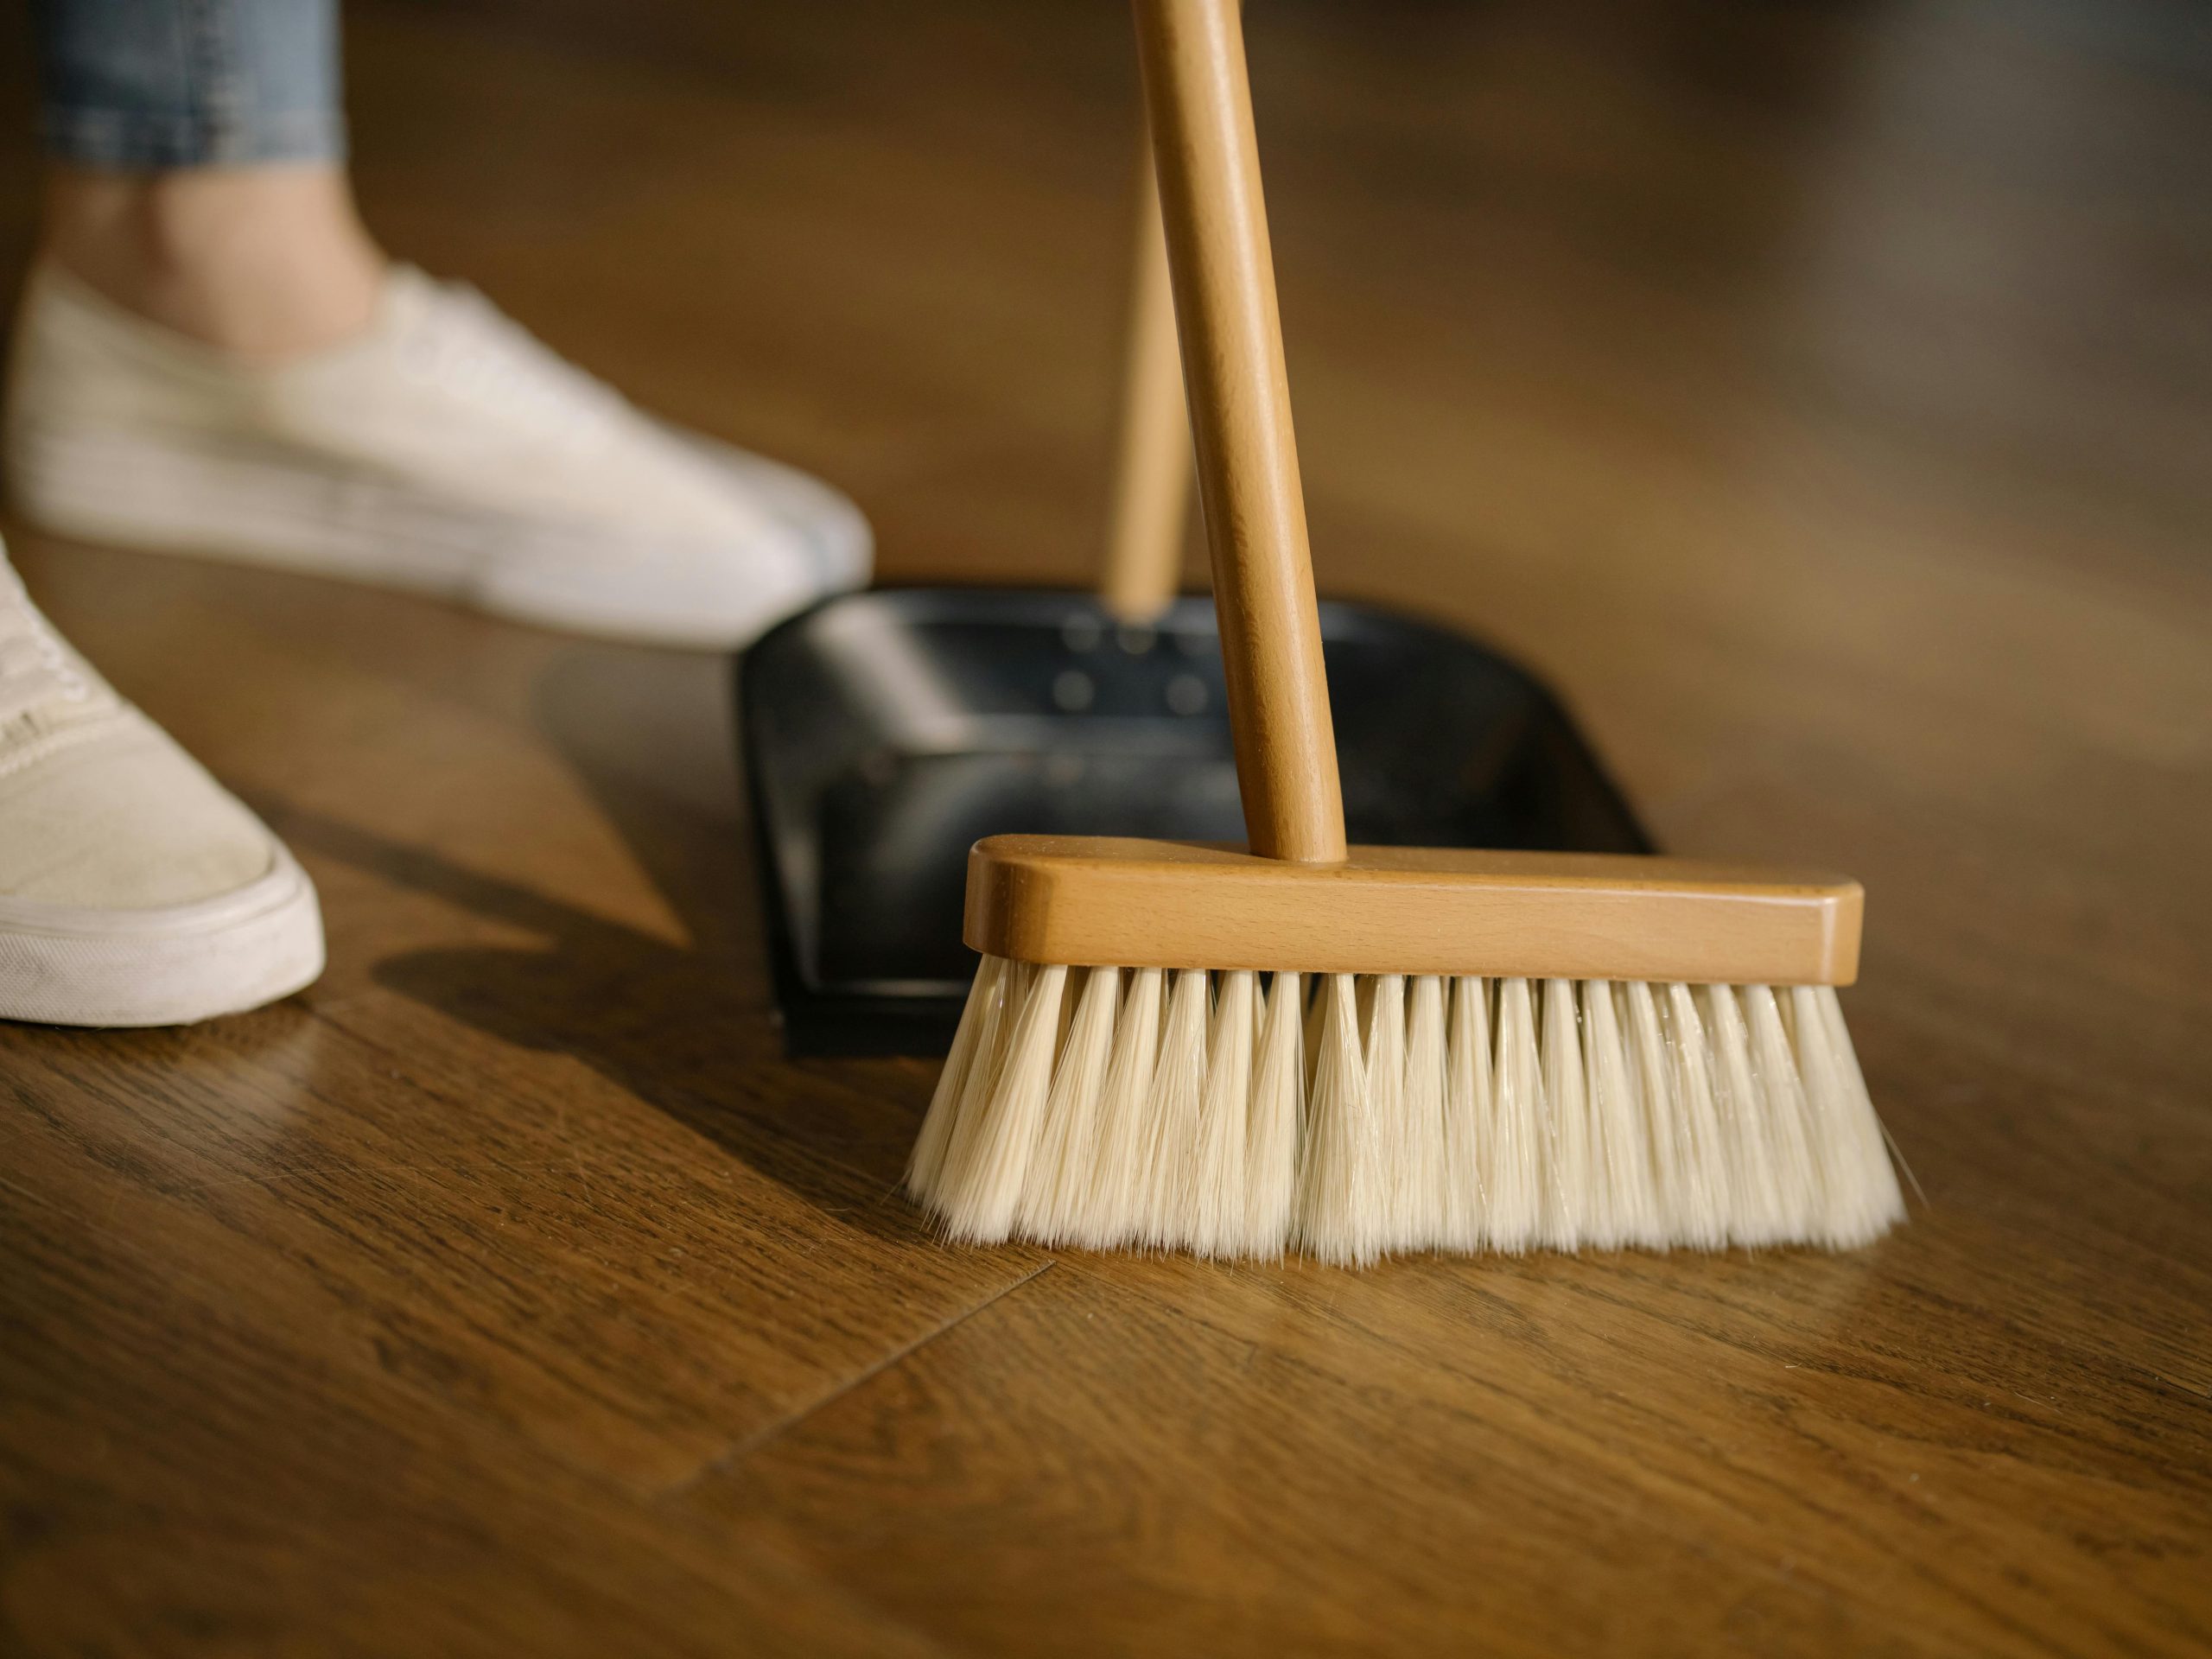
[2,1,2208,1653]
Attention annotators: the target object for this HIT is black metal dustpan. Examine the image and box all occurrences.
[736,143,1648,1055]
[741,587,1649,1054]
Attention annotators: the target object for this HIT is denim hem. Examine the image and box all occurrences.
[38,105,346,168]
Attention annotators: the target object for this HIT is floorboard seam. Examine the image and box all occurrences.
[660,1260,1054,1498]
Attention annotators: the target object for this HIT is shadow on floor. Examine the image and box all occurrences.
[263,641,936,1243]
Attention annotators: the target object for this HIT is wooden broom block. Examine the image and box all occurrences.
[963,836,1864,985]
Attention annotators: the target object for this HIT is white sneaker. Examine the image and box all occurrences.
[4,264,871,648]
[0,549,322,1026]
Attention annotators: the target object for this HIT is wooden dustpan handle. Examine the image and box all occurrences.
[1098,136,1192,622]
[1133,0,1346,865]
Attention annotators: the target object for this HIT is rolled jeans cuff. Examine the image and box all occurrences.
[39,105,346,168]
[32,0,347,171]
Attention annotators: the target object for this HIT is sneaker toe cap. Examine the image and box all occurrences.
[476,516,837,649]
[0,721,282,910]
[674,431,874,595]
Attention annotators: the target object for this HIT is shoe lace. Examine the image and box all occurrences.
[0,569,96,727]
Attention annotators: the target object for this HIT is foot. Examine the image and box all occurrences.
[0,547,322,1026]
[4,264,872,649]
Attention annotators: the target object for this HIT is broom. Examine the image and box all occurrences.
[907,0,1906,1265]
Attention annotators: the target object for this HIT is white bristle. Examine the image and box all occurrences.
[918,957,1023,1209]
[1138,969,1212,1247]
[1362,976,1408,1248]
[1744,985,1818,1237]
[913,957,1908,1262]
[907,952,1007,1204]
[1486,978,1546,1250]
[1540,977,1590,1250]
[1440,976,1491,1249]
[1704,983,1794,1244]
[1189,969,1256,1257]
[931,964,1066,1241]
[1243,971,1304,1256]
[1068,967,1164,1248]
[1621,980,1682,1243]
[1795,984,1907,1246]
[1583,981,1659,1247]
[1762,988,1827,1225]
[1295,975,1381,1265]
[1663,982,1732,1249]
[1015,965,1119,1242]
[1300,977,1327,1093]
[933,959,1032,1202]
[1402,976,1450,1250]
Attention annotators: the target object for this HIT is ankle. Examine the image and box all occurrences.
[40,165,387,359]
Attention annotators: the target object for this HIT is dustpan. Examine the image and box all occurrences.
[739,145,1649,1057]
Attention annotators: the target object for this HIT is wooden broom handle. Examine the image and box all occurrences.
[1133,0,1347,865]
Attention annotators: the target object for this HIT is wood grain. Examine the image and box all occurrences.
[1135,0,1345,864]
[963,835,1864,982]
[1,0,2209,1654]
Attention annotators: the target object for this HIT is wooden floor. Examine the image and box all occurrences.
[3,1,2210,1653]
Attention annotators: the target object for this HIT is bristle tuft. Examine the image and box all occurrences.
[1540,977,1590,1250]
[1664,982,1731,1249]
[1243,971,1303,1258]
[906,954,1007,1205]
[1015,965,1118,1243]
[1402,976,1449,1250]
[1584,981,1658,1247]
[932,964,1065,1241]
[1363,975,1408,1248]
[1440,976,1491,1249]
[1296,975,1378,1265]
[1796,984,1908,1246]
[1138,969,1212,1248]
[1486,978,1545,1251]
[1064,967,1161,1248]
[1187,970,1256,1256]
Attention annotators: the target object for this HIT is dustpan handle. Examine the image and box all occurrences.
[1098,135,1192,622]
[1133,0,1347,866]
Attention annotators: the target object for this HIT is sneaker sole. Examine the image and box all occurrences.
[0,847,325,1027]
[8,420,861,650]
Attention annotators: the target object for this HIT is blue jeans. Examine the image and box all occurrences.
[31,0,345,168]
